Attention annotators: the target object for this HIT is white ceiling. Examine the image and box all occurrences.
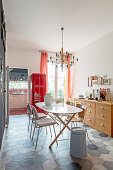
[3,0,113,52]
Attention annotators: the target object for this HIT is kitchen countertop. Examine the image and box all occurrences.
[9,93,27,95]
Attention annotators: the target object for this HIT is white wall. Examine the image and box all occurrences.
[73,31,113,98]
[6,47,41,76]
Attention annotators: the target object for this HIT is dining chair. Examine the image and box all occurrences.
[68,104,90,140]
[59,101,75,131]
[66,104,87,127]
[27,103,33,132]
[27,104,47,137]
[31,105,57,150]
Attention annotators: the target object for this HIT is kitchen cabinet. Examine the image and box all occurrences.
[9,94,27,109]
[10,95,19,109]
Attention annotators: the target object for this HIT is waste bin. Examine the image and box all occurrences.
[70,127,86,158]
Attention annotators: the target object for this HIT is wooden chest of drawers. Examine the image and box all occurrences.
[74,98,113,137]
[74,99,86,106]
[95,103,112,136]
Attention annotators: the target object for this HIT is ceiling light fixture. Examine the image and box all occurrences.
[54,27,78,71]
[39,28,78,71]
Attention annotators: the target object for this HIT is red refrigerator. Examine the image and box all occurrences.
[29,73,46,113]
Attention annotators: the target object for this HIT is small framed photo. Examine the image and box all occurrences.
[103,75,107,79]
[98,77,103,85]
[103,79,110,85]
[92,80,97,85]
[88,77,92,87]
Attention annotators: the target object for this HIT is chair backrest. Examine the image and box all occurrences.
[66,101,71,105]
[27,103,31,117]
[76,104,87,118]
[32,105,39,119]
[66,100,75,106]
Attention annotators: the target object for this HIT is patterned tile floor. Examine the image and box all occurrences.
[0,115,113,170]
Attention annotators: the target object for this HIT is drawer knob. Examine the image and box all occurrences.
[101,106,104,110]
[89,104,91,106]
[101,123,104,126]
[101,114,104,117]
[89,110,91,113]
[88,118,91,121]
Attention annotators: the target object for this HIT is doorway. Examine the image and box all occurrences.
[7,68,28,116]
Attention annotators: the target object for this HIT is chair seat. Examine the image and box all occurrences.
[66,116,83,122]
[38,113,47,119]
[36,118,56,127]
[30,113,46,120]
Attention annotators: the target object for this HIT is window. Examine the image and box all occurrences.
[48,63,55,98]
[57,64,65,99]
[48,63,65,99]
[9,81,28,89]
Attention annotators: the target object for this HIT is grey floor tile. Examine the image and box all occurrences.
[20,158,34,167]
[104,161,113,170]
[5,161,20,170]
[0,114,113,170]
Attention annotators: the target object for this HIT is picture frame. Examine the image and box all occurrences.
[97,77,103,85]
[92,80,97,86]
[103,75,107,79]
[88,77,92,87]
[103,78,110,85]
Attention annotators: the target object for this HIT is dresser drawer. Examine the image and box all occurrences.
[96,103,111,112]
[86,108,95,116]
[96,110,111,120]
[86,101,95,109]
[84,114,94,127]
[95,117,111,134]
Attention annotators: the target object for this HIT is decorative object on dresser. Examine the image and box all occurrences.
[106,94,112,103]
[100,88,106,101]
[74,98,113,137]
[93,89,100,101]
[78,94,84,99]
[106,88,112,103]
[89,93,93,100]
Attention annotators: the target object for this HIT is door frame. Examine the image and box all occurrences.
[6,67,29,119]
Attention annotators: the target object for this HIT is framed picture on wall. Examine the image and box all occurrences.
[92,80,97,86]
[88,77,92,87]
[103,79,110,85]
[97,77,103,85]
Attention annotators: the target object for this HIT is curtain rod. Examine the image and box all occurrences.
[39,50,73,55]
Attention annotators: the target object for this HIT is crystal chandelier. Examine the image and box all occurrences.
[48,28,78,71]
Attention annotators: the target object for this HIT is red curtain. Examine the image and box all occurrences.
[40,52,48,92]
[64,55,73,101]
